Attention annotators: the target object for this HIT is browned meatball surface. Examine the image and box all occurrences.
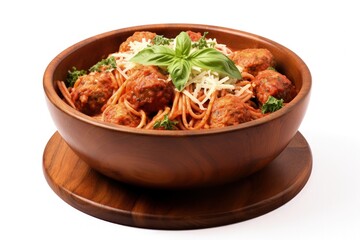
[186,30,202,41]
[230,48,275,76]
[209,95,261,128]
[125,66,174,114]
[252,69,297,104]
[70,71,118,116]
[119,31,156,52]
[103,103,140,127]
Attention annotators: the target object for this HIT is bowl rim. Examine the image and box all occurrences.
[43,23,311,137]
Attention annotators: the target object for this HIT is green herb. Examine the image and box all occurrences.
[66,67,87,87]
[192,32,214,49]
[66,56,116,87]
[153,115,178,130]
[261,96,284,113]
[130,31,241,91]
[89,56,117,72]
[152,35,172,46]
[267,67,277,71]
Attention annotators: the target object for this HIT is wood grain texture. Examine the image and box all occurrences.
[43,131,312,230]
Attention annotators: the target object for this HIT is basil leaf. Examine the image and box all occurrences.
[175,32,192,57]
[130,31,242,92]
[168,58,191,91]
[189,48,241,79]
[130,45,175,66]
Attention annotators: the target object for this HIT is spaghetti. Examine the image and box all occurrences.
[57,30,297,130]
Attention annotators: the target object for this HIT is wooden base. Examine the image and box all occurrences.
[43,131,312,230]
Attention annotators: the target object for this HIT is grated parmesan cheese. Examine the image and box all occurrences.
[185,70,236,110]
[111,36,245,110]
[129,38,152,54]
[235,83,252,97]
[110,38,152,79]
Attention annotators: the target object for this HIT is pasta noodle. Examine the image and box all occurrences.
[57,30,297,130]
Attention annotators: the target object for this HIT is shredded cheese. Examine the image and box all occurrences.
[235,83,252,96]
[129,39,152,54]
[110,38,152,78]
[185,70,236,110]
[111,36,244,110]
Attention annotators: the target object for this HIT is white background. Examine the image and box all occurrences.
[1,0,359,239]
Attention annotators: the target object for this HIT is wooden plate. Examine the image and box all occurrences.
[43,131,312,230]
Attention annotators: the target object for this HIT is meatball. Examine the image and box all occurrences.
[125,66,174,114]
[186,30,202,41]
[252,69,297,104]
[209,95,261,128]
[103,103,140,127]
[229,48,275,76]
[70,71,118,116]
[119,31,156,52]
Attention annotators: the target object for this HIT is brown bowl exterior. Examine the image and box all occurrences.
[43,24,311,189]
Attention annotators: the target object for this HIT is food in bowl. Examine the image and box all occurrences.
[57,30,297,130]
[43,24,311,189]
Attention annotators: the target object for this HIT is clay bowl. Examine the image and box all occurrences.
[43,24,311,189]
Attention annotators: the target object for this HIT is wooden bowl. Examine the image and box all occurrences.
[43,24,311,189]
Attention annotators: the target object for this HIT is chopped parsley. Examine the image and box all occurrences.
[65,56,116,87]
[152,35,172,46]
[261,96,284,113]
[89,56,117,72]
[66,67,86,87]
[153,115,178,130]
[192,32,215,49]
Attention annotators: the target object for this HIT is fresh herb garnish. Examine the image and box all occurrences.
[66,67,87,87]
[153,115,178,130]
[130,31,241,91]
[267,66,277,71]
[89,56,117,72]
[192,32,214,49]
[152,35,172,46]
[261,96,284,113]
[66,56,117,87]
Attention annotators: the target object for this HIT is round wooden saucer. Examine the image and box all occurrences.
[43,131,312,230]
